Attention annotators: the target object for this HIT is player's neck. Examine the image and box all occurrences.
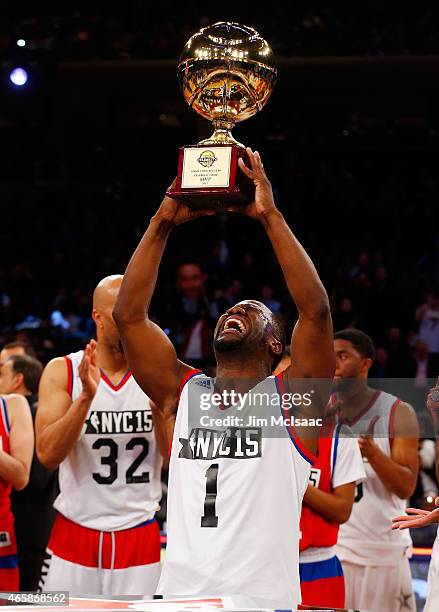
[215,355,271,383]
[95,341,128,378]
[336,383,376,419]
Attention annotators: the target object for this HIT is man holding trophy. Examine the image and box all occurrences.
[113,23,334,609]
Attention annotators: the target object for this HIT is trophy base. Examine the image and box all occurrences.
[167,144,254,210]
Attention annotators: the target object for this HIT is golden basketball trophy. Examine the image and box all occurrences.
[167,22,277,209]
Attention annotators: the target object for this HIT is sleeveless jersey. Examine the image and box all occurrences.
[158,371,313,610]
[300,423,341,551]
[337,390,412,556]
[0,398,11,522]
[54,350,162,531]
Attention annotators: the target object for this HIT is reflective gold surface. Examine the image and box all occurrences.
[178,22,276,144]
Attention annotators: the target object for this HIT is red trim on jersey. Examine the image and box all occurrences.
[178,369,202,402]
[0,399,10,437]
[167,369,202,461]
[339,389,381,426]
[64,356,73,397]
[48,513,160,569]
[389,398,401,449]
[99,370,132,392]
[276,371,318,465]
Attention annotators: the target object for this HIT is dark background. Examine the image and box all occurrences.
[1,1,439,377]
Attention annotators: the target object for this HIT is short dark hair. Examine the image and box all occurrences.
[334,328,376,361]
[7,355,43,395]
[2,341,36,359]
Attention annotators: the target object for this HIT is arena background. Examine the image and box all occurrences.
[2,2,439,610]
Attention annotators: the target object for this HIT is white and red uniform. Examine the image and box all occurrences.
[425,530,439,611]
[41,350,163,595]
[335,390,416,612]
[0,397,19,590]
[158,370,313,610]
[299,422,365,609]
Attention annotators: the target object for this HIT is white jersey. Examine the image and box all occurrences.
[337,390,412,565]
[54,350,163,531]
[158,371,312,610]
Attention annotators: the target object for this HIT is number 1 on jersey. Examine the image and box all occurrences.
[201,464,219,528]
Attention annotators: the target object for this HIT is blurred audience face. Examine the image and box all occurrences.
[375,347,389,368]
[0,359,21,394]
[388,327,401,343]
[339,297,352,313]
[0,355,42,396]
[414,341,429,360]
[177,264,206,300]
[261,285,274,301]
[0,345,26,366]
[358,251,370,269]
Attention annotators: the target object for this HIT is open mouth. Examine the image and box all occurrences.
[222,317,247,335]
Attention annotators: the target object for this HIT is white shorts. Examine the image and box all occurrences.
[425,530,439,612]
[39,513,161,596]
[341,556,415,612]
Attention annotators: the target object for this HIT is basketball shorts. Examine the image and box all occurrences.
[0,514,18,591]
[425,532,439,612]
[341,555,416,612]
[39,513,160,595]
[299,555,345,609]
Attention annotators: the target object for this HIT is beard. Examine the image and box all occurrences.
[213,336,245,353]
[332,376,357,392]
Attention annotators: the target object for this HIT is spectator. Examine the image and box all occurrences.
[261,284,281,314]
[0,355,57,591]
[0,341,36,365]
[333,297,356,331]
[416,289,439,377]
[167,262,216,366]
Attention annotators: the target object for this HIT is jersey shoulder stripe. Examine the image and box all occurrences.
[275,371,316,466]
[64,355,73,397]
[0,398,10,435]
[389,397,401,449]
[179,369,203,401]
[331,423,342,486]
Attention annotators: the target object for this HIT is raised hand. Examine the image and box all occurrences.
[358,415,380,460]
[392,502,439,530]
[427,375,439,412]
[156,190,215,227]
[78,340,100,401]
[233,148,278,221]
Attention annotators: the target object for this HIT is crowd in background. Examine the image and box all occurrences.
[2,4,439,59]
[1,5,439,588]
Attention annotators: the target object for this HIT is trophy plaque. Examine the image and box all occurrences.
[167,21,277,209]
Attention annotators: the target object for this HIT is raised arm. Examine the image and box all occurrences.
[360,403,419,499]
[238,149,334,383]
[113,194,215,411]
[393,379,439,529]
[0,394,33,490]
[237,150,334,453]
[36,342,99,470]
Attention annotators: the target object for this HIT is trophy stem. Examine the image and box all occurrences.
[198,120,244,147]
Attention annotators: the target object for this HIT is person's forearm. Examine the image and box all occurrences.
[303,485,352,524]
[37,396,92,470]
[0,451,30,490]
[261,210,329,317]
[114,215,173,323]
[368,446,416,499]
